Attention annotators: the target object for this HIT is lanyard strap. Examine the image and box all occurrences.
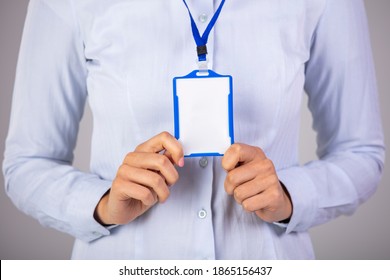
[182,0,226,63]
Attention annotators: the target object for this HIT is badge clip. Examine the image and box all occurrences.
[197,58,209,74]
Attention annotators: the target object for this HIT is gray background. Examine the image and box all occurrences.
[0,0,389,260]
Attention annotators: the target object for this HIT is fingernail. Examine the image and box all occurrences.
[178,157,185,167]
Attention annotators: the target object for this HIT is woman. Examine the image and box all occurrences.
[3,0,384,259]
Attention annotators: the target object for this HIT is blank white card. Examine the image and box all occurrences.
[173,70,234,157]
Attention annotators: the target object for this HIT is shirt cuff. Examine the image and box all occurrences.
[66,176,114,242]
[273,221,289,228]
[277,166,318,234]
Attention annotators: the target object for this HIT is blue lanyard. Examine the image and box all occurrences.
[182,0,226,62]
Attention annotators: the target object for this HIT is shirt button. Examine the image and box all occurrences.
[198,209,207,219]
[92,231,101,236]
[198,13,208,23]
[199,157,208,168]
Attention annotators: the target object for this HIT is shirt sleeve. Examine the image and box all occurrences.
[2,0,112,242]
[277,0,385,233]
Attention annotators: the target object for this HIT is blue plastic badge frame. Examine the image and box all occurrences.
[173,70,234,157]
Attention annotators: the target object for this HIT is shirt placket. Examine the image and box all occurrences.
[192,156,215,259]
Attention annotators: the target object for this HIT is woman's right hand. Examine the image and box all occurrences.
[94,132,184,226]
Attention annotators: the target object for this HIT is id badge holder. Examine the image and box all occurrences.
[173,70,234,157]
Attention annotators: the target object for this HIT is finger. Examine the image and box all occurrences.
[224,160,264,195]
[136,132,184,167]
[241,192,270,213]
[243,193,283,223]
[163,150,175,165]
[124,153,179,186]
[222,143,265,172]
[116,164,170,202]
[224,158,275,195]
[113,179,158,207]
[241,186,286,221]
[233,175,279,204]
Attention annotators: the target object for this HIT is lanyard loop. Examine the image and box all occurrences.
[182,0,226,68]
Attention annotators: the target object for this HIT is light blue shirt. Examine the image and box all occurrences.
[3,0,385,259]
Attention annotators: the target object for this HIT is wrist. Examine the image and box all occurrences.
[94,191,114,226]
[279,180,292,223]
